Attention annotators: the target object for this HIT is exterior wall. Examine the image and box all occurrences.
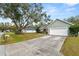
[48,20,70,36]
[51,20,70,28]
[22,30,36,33]
[49,28,68,36]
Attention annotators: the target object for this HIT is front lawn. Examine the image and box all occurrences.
[61,36,79,56]
[0,32,45,45]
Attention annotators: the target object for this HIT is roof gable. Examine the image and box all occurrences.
[47,19,74,28]
[49,19,73,25]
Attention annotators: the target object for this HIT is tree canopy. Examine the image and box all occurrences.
[66,15,79,24]
[0,3,50,34]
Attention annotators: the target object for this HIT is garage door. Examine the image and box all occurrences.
[49,28,68,36]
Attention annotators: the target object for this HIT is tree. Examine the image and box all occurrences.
[33,12,51,33]
[66,15,79,36]
[33,15,51,33]
[69,24,79,36]
[0,22,11,32]
[29,4,51,33]
[66,16,79,24]
[0,3,49,34]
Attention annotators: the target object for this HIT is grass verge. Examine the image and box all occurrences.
[61,36,79,56]
[0,32,45,45]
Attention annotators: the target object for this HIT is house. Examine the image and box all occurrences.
[22,25,36,33]
[47,19,73,36]
[22,19,73,35]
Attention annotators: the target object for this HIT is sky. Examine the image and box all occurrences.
[42,3,79,20]
[0,3,79,23]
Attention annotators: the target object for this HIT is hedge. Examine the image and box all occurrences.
[69,24,79,36]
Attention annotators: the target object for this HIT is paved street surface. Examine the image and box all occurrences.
[0,35,66,56]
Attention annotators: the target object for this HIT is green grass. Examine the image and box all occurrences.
[60,36,79,56]
[0,32,45,45]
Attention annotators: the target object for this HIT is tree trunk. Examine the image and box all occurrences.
[15,29,23,34]
[36,27,41,33]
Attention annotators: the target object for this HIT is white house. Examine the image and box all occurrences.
[22,26,36,33]
[47,19,73,36]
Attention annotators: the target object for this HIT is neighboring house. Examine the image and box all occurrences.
[47,19,73,36]
[22,21,50,33]
[22,26,36,33]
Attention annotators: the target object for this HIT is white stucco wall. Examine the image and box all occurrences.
[51,20,70,28]
[22,30,36,33]
[48,20,70,36]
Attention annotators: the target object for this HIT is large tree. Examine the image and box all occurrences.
[29,4,51,33]
[0,3,49,34]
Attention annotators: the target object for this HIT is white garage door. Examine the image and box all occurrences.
[49,28,68,36]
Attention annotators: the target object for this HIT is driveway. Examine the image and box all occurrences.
[0,35,66,56]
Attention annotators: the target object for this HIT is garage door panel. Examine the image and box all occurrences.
[49,28,68,36]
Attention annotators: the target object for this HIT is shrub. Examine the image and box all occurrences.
[69,24,79,36]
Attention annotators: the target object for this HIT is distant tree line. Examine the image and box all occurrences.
[0,22,16,32]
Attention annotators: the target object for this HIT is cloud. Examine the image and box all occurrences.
[43,7,58,15]
[64,3,78,7]
[66,7,76,12]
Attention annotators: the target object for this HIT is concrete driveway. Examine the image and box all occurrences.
[0,35,66,56]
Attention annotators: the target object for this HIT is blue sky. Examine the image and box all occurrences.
[42,3,79,20]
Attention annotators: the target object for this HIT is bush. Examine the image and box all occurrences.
[69,24,79,36]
